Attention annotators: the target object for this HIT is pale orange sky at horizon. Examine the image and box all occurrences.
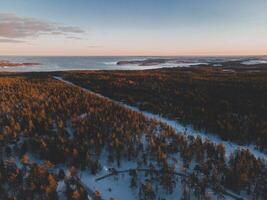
[1,42,266,57]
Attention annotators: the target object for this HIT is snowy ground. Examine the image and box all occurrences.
[0,76,256,200]
[76,149,238,200]
[79,160,225,200]
[241,60,267,65]
[52,76,265,200]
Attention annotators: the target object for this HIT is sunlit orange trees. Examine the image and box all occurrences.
[0,74,267,199]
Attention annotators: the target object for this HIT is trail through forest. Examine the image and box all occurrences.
[53,76,267,161]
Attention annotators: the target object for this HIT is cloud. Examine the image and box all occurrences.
[58,26,84,34]
[0,13,85,39]
[66,36,83,40]
[0,38,25,43]
[88,45,101,48]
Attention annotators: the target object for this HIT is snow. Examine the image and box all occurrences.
[222,69,235,72]
[57,181,67,200]
[80,169,136,200]
[78,154,139,200]
[52,76,261,200]
[114,62,208,70]
[77,153,227,200]
[78,156,240,200]
[78,113,88,119]
[213,63,222,67]
[140,112,267,160]
[54,76,267,161]
[65,120,75,139]
[241,60,267,65]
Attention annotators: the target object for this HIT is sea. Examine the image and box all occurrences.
[0,55,266,72]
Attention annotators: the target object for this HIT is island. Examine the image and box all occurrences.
[117,59,171,66]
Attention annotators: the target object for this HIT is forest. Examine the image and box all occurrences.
[60,64,267,152]
[0,72,266,199]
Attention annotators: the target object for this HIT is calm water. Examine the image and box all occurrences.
[0,56,266,72]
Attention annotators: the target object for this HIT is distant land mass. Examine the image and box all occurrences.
[117,59,169,66]
[0,60,41,67]
[117,57,267,67]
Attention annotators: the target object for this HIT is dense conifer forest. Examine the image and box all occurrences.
[0,72,266,199]
[61,64,267,152]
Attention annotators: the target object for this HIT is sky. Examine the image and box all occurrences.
[0,0,267,56]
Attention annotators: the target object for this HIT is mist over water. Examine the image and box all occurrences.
[0,56,266,72]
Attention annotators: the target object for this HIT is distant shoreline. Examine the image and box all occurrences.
[0,56,267,72]
[0,60,41,68]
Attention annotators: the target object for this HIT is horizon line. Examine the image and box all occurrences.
[1,54,266,57]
